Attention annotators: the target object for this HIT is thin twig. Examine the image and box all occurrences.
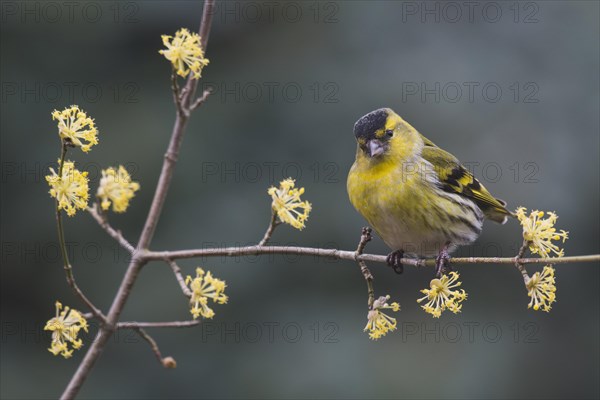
[144,246,600,267]
[63,273,107,324]
[130,327,177,368]
[355,227,372,256]
[514,239,531,283]
[60,2,215,398]
[118,320,200,329]
[132,328,178,369]
[181,0,215,107]
[198,1,214,50]
[258,211,280,246]
[87,204,135,254]
[189,88,212,111]
[55,144,107,324]
[165,259,192,297]
[355,227,375,308]
[171,72,186,117]
[132,327,163,364]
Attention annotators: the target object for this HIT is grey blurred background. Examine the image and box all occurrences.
[1,1,599,399]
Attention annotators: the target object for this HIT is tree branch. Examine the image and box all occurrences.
[87,204,135,254]
[60,2,215,398]
[117,320,200,329]
[144,246,600,267]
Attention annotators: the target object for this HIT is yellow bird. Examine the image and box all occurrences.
[347,108,512,275]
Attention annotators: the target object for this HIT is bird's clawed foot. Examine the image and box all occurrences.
[386,250,405,274]
[435,243,452,278]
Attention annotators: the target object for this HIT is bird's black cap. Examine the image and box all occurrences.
[353,108,389,141]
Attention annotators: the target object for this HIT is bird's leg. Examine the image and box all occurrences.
[435,242,452,278]
[386,250,405,274]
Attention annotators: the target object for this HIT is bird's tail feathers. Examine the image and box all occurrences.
[483,197,515,225]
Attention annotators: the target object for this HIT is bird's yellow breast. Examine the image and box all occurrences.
[347,155,428,227]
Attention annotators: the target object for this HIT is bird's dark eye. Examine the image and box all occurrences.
[385,130,394,137]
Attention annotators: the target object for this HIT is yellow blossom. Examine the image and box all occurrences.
[526,265,557,312]
[44,301,88,359]
[46,160,89,216]
[516,207,569,257]
[417,271,467,318]
[51,105,98,152]
[364,295,400,340]
[268,178,312,230]
[185,268,228,319]
[96,166,140,213]
[159,28,209,79]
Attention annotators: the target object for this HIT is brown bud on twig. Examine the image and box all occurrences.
[162,357,177,369]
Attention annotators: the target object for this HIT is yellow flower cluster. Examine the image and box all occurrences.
[185,268,228,319]
[97,166,140,213]
[417,271,467,318]
[159,28,209,79]
[44,301,88,358]
[364,295,400,340]
[46,160,89,216]
[46,106,141,216]
[268,178,312,230]
[52,106,98,152]
[526,265,557,312]
[516,207,569,257]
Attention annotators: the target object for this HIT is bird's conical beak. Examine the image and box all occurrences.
[367,139,385,157]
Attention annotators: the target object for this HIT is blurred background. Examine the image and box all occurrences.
[1,1,599,398]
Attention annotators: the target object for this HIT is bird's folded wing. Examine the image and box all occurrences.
[421,145,512,223]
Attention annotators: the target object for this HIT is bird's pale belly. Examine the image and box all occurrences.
[377,190,483,257]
